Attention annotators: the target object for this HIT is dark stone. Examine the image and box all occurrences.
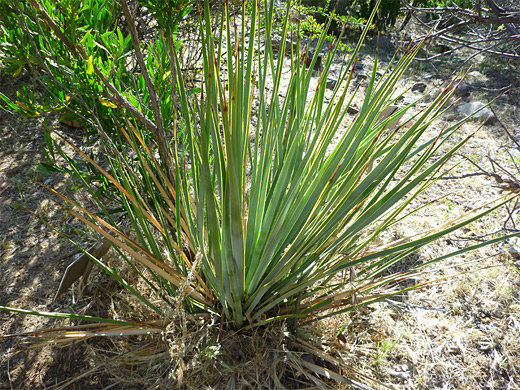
[302,52,322,70]
[347,106,359,114]
[326,78,337,90]
[453,79,469,97]
[271,34,296,54]
[412,82,427,93]
[368,35,394,52]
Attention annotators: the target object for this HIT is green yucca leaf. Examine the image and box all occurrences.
[167,0,516,328]
[5,0,517,334]
[0,306,139,326]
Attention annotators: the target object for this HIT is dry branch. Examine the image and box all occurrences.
[401,0,520,60]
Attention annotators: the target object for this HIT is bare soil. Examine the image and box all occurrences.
[0,75,116,388]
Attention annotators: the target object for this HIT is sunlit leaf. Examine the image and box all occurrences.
[99,96,117,108]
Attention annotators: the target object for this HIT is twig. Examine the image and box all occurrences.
[384,298,449,312]
[439,172,491,180]
[400,0,520,61]
[503,199,519,231]
[458,154,505,183]
[488,156,519,183]
[453,229,506,241]
[490,106,520,150]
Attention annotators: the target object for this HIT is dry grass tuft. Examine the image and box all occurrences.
[76,317,335,389]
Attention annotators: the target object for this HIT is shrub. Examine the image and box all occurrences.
[0,0,517,386]
[299,0,401,31]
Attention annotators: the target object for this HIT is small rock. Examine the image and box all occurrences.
[347,105,359,114]
[368,35,394,52]
[453,78,469,97]
[412,82,427,93]
[376,105,403,130]
[326,78,337,90]
[302,52,322,70]
[270,34,295,53]
[457,102,496,123]
[271,34,283,52]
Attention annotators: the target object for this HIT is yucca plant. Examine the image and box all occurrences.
[1,0,518,386]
